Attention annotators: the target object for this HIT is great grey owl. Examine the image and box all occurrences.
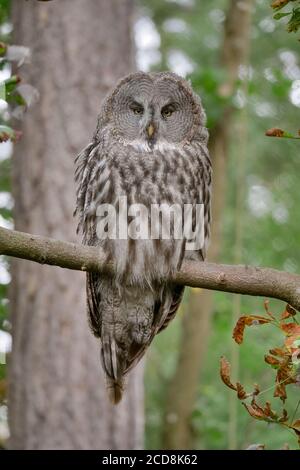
[75,71,211,404]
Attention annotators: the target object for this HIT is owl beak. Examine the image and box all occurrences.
[147,123,155,139]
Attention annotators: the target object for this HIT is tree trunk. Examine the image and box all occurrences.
[8,0,143,450]
[162,0,254,449]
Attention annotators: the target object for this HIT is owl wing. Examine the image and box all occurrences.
[151,142,211,336]
[196,142,212,262]
[86,271,102,337]
[176,141,211,264]
[74,140,107,239]
[157,284,185,334]
[75,140,108,337]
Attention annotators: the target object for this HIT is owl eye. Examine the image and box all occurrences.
[161,104,176,118]
[130,104,144,115]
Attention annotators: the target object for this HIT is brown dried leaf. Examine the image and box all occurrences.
[291,419,300,431]
[243,402,268,421]
[265,355,281,367]
[263,401,272,417]
[271,0,290,9]
[286,339,300,353]
[220,356,237,391]
[290,349,300,365]
[281,323,300,354]
[253,383,260,396]
[233,315,271,344]
[0,132,10,143]
[281,304,297,320]
[290,420,300,446]
[280,323,300,336]
[279,408,289,423]
[269,347,288,357]
[0,128,22,143]
[284,327,300,352]
[263,401,278,420]
[236,382,249,400]
[265,127,284,137]
[274,382,287,402]
[276,363,296,386]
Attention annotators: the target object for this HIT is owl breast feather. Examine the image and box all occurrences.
[82,139,210,287]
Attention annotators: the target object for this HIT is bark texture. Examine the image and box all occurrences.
[8,0,144,450]
[162,0,254,449]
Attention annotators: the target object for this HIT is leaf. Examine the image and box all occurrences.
[4,74,21,94]
[281,304,297,320]
[265,128,300,138]
[281,322,300,336]
[290,419,300,446]
[271,0,292,10]
[263,401,278,420]
[253,383,260,397]
[276,362,296,386]
[16,84,40,108]
[285,333,300,353]
[0,41,7,56]
[0,379,7,402]
[269,347,288,357]
[291,419,300,431]
[243,402,268,421]
[236,382,249,400]
[278,408,289,423]
[263,401,272,417]
[220,356,237,391]
[274,12,292,19]
[265,127,284,137]
[274,382,287,402]
[0,125,22,143]
[265,354,281,367]
[233,315,271,344]
[287,7,300,33]
[290,348,300,367]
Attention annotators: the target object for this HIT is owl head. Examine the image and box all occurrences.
[95,71,207,148]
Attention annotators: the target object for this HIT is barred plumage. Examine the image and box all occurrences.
[74,72,212,403]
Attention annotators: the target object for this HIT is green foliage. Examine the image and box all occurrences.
[272,0,300,35]
[191,68,230,129]
[0,0,9,26]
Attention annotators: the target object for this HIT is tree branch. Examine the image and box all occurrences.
[1,226,300,310]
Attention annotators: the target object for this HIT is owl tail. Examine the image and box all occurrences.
[106,377,124,405]
[101,334,125,405]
